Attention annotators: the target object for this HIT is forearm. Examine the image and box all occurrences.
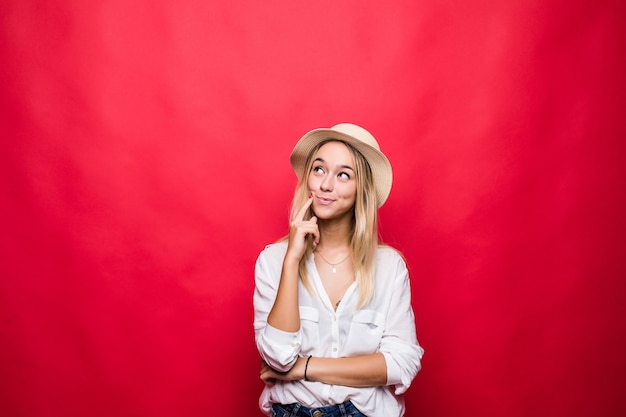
[305,353,387,387]
[267,257,301,332]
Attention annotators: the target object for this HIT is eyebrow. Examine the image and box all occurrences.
[314,157,355,172]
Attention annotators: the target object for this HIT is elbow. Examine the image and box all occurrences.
[257,341,299,372]
[255,323,303,371]
[382,344,424,393]
[268,354,298,373]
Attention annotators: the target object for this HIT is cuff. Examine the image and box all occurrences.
[261,324,302,371]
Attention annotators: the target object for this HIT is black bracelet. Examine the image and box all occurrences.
[304,355,312,381]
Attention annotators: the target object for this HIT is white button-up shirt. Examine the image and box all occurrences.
[254,241,424,417]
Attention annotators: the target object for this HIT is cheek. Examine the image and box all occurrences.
[338,184,357,200]
[307,175,319,190]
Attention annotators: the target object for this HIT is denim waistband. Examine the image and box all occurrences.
[272,400,364,417]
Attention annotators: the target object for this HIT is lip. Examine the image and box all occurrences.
[315,195,335,205]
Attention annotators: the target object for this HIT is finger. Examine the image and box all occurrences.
[293,195,314,222]
[309,217,319,246]
[259,368,277,386]
[261,376,276,387]
[300,221,319,245]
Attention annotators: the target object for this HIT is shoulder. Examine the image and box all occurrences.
[256,240,288,263]
[372,245,411,293]
[376,244,406,266]
[254,240,288,278]
[261,239,288,253]
[375,244,410,282]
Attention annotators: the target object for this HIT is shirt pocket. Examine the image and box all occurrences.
[299,306,320,349]
[346,309,386,354]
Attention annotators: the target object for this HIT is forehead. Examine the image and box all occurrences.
[313,141,354,164]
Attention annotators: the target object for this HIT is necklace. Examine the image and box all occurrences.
[316,250,350,273]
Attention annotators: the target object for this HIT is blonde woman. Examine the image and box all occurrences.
[254,123,423,417]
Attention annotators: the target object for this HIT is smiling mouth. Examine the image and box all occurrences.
[315,195,335,204]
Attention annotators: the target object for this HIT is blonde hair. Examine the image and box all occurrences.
[289,140,379,310]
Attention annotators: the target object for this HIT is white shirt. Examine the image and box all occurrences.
[254,240,424,417]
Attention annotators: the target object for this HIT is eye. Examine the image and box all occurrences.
[338,171,351,180]
[312,165,325,175]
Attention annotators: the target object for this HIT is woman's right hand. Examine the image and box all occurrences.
[286,195,319,262]
[267,195,318,331]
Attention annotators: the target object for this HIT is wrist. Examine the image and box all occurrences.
[282,254,302,270]
[304,355,312,381]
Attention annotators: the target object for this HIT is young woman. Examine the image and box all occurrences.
[254,123,423,417]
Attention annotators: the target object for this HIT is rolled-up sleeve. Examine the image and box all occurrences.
[253,244,301,371]
[379,254,424,394]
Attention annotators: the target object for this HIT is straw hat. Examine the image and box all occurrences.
[290,123,393,208]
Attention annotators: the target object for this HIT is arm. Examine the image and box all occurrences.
[378,253,424,394]
[265,254,302,332]
[254,249,302,371]
[260,353,387,387]
[260,251,423,390]
[266,196,319,332]
[254,197,320,371]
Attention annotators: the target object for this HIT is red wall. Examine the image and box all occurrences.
[1,1,625,416]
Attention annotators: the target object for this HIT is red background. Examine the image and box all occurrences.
[1,1,625,416]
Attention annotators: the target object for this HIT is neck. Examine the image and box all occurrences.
[316,217,352,251]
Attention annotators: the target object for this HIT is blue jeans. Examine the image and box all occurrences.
[271,400,367,417]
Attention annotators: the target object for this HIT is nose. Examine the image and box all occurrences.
[319,174,334,192]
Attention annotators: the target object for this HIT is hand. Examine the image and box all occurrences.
[259,359,277,387]
[286,195,319,261]
[259,358,306,386]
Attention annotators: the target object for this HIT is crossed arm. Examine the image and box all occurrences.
[260,352,387,387]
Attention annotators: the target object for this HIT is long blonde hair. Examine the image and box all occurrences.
[289,140,379,310]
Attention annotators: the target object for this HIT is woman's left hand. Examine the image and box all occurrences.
[260,357,305,386]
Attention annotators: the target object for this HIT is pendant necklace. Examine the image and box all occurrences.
[316,251,350,273]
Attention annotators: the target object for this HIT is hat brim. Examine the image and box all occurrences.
[290,128,393,208]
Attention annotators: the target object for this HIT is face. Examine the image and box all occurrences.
[307,141,357,221]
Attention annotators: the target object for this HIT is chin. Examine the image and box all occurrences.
[313,207,353,221]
